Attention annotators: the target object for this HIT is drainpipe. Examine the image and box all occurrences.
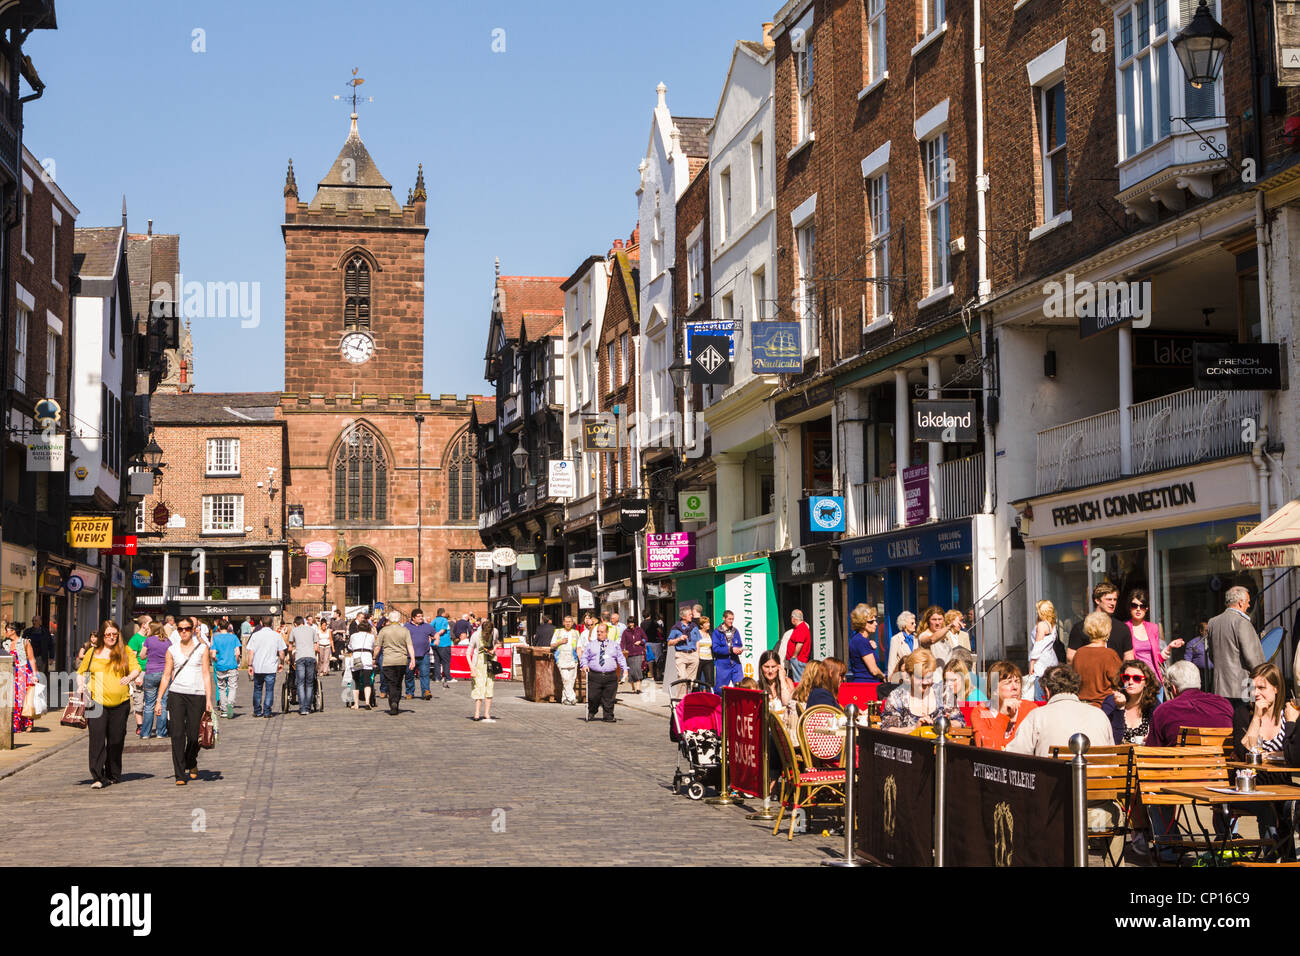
[974,0,995,519]
[1252,425,1274,608]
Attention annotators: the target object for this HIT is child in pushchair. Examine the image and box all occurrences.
[668,679,723,800]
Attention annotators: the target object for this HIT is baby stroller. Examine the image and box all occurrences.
[669,679,723,800]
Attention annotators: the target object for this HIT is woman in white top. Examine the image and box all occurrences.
[1027,600,1060,702]
[348,625,376,710]
[154,617,214,785]
[315,617,333,676]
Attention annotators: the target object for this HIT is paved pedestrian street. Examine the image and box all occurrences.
[0,678,840,867]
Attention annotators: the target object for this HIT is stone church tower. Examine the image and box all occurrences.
[279,113,486,618]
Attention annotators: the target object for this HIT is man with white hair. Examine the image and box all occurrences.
[1206,585,1264,713]
[786,610,812,681]
[1147,661,1234,747]
[373,610,416,716]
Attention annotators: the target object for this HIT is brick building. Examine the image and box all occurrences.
[132,392,288,622]
[278,114,484,619]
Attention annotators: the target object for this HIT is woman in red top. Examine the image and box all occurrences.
[970,661,1038,750]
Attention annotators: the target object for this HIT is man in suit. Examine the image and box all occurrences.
[1207,585,1264,716]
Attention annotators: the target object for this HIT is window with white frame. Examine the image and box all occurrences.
[21,188,30,257]
[867,172,891,319]
[720,292,735,325]
[620,333,629,386]
[1113,0,1221,161]
[1039,80,1069,219]
[923,0,945,36]
[650,204,663,276]
[923,133,951,292]
[581,344,591,404]
[687,236,705,309]
[12,306,27,391]
[719,167,732,242]
[752,267,767,322]
[569,354,581,408]
[607,341,616,393]
[50,219,59,285]
[46,331,57,396]
[795,220,817,354]
[135,497,146,534]
[795,27,814,142]
[866,0,887,83]
[206,438,240,475]
[751,136,765,211]
[202,494,244,533]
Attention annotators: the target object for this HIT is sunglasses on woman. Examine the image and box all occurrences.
[1122,674,1146,684]
[1130,602,1148,609]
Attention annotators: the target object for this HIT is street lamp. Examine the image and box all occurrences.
[511,443,529,471]
[142,437,164,470]
[1172,0,1232,88]
[668,357,690,391]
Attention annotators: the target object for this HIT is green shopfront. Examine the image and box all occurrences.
[672,557,780,682]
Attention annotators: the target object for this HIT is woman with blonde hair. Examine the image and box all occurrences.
[1027,600,1060,701]
[76,621,142,788]
[881,649,965,732]
[942,658,973,707]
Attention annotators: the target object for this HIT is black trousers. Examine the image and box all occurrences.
[87,700,129,784]
[382,665,406,713]
[587,670,617,719]
[432,646,452,682]
[167,692,205,781]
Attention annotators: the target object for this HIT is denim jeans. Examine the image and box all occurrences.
[405,655,430,696]
[141,672,168,737]
[252,672,276,716]
[296,658,317,714]
[789,658,806,682]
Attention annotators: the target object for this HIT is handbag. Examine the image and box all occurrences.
[486,650,503,676]
[20,685,36,719]
[198,709,217,749]
[61,660,91,729]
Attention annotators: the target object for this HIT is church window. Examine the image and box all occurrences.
[344,255,371,330]
[446,429,477,522]
[333,424,387,521]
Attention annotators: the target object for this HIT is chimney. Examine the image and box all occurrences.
[610,238,624,258]
[147,219,153,236]
[762,22,774,50]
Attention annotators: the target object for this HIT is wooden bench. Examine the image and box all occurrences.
[1051,744,1133,866]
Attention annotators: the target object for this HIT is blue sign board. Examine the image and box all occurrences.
[752,322,803,374]
[65,574,84,593]
[840,521,972,573]
[808,496,846,533]
[685,320,737,359]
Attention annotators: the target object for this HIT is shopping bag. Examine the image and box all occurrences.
[33,679,48,716]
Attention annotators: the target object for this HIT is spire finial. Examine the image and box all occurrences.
[412,162,427,201]
[494,257,500,278]
[121,195,127,228]
[283,158,298,198]
[407,187,413,205]
[656,82,667,108]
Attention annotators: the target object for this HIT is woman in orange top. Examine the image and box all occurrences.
[970,661,1039,750]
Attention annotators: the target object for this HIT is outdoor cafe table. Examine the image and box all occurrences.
[1227,760,1300,774]
[1162,784,1300,860]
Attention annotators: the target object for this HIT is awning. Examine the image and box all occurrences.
[492,596,523,613]
[1231,499,1300,569]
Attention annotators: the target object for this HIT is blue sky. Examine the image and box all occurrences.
[24,0,768,398]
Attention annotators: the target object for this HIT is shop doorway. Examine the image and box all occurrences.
[1089,534,1149,606]
[345,553,377,610]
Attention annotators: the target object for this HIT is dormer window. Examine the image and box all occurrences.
[344,255,371,329]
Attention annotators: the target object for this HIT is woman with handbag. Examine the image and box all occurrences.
[154,618,214,786]
[76,621,142,789]
[469,612,498,723]
[4,621,37,733]
[347,622,375,710]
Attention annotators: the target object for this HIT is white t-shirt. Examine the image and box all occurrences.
[348,632,375,669]
[167,641,207,696]
[246,627,287,674]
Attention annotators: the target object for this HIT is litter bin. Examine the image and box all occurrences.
[520,646,558,702]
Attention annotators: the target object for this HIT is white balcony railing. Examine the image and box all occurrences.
[1036,408,1122,494]
[937,453,985,521]
[731,514,775,555]
[1036,388,1262,495]
[1130,388,1260,475]
[857,475,897,537]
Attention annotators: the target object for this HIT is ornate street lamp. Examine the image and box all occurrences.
[1172,0,1233,88]
[668,357,690,391]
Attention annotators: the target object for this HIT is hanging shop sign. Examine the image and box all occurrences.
[690,334,732,386]
[26,434,64,472]
[751,322,803,374]
[583,421,617,452]
[103,536,137,556]
[491,547,518,567]
[304,540,333,558]
[808,495,846,534]
[548,459,576,498]
[684,319,737,359]
[307,560,328,585]
[912,400,978,443]
[679,490,710,522]
[1192,342,1283,391]
[903,465,930,526]
[841,521,972,573]
[33,397,62,431]
[620,498,650,534]
[131,569,152,589]
[69,516,113,549]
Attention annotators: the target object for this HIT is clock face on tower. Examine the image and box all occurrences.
[340,331,375,364]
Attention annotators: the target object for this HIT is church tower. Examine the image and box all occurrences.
[281,113,428,395]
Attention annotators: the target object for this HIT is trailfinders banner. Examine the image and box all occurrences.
[856,730,935,867]
[723,571,768,682]
[722,687,764,798]
[943,746,1072,867]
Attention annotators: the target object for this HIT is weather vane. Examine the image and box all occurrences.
[333,68,373,113]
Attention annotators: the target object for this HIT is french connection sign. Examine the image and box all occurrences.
[912,400,977,443]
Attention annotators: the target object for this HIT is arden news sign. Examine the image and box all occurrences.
[912,399,977,443]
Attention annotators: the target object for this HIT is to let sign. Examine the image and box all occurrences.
[69,516,113,548]
[646,532,694,573]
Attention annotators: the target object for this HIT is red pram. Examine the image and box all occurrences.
[669,680,723,800]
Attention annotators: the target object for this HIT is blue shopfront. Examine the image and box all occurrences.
[841,520,975,640]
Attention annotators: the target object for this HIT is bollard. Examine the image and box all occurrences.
[934,715,950,867]
[824,703,865,867]
[1070,732,1090,867]
[745,703,778,821]
[0,655,12,751]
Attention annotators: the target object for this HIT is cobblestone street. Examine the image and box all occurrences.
[0,676,840,866]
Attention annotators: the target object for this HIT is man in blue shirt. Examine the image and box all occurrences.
[431,607,453,687]
[211,622,243,718]
[404,608,436,699]
[711,610,744,689]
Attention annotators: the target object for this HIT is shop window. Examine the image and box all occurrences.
[1153,518,1263,644]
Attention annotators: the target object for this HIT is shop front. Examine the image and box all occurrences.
[770,542,842,659]
[1020,458,1264,650]
[708,556,780,682]
[840,520,975,650]
[1,543,37,627]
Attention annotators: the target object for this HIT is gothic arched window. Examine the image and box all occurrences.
[446,429,477,522]
[333,424,387,521]
[344,255,371,329]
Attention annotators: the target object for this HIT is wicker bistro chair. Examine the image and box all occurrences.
[1051,743,1134,867]
[769,708,845,840]
[799,704,847,768]
[1131,745,1272,865]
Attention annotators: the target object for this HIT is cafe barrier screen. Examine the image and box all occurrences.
[855,730,935,867]
[723,687,765,798]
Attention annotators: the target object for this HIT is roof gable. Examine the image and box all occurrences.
[307,116,402,215]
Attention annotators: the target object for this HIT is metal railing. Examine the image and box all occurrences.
[1036,409,1121,494]
[1130,388,1260,474]
[856,476,897,537]
[731,514,775,555]
[937,453,985,521]
[132,585,276,606]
